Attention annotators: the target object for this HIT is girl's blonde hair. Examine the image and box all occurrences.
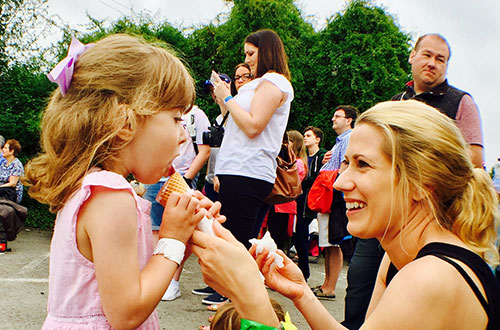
[358,100,499,265]
[211,299,285,330]
[287,130,308,177]
[24,34,195,213]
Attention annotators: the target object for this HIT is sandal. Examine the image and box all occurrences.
[208,315,214,323]
[310,285,322,292]
[313,288,336,300]
[199,326,210,330]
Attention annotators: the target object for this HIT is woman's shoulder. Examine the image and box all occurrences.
[260,72,293,94]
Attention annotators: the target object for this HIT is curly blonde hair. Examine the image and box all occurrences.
[358,100,499,265]
[24,34,195,213]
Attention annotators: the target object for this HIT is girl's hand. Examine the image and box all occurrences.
[250,246,309,303]
[158,191,202,244]
[192,190,226,224]
[211,70,231,101]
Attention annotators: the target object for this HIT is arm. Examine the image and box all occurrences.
[469,144,484,169]
[0,175,19,187]
[183,144,210,181]
[190,222,281,327]
[253,248,346,330]
[78,187,203,329]
[212,73,287,139]
[455,95,483,168]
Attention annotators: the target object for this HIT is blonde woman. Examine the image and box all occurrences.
[190,100,499,330]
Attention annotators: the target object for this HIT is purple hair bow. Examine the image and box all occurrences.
[47,37,95,96]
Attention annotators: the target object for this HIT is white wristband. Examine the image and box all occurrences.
[153,238,186,265]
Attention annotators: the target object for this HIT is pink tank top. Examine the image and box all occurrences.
[42,170,159,329]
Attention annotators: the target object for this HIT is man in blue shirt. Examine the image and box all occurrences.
[314,105,358,300]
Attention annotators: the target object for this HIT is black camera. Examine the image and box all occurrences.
[202,125,225,147]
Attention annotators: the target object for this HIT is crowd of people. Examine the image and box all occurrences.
[1,27,496,330]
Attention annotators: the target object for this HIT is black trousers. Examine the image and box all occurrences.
[291,193,313,280]
[0,187,16,203]
[341,238,385,330]
[218,175,273,249]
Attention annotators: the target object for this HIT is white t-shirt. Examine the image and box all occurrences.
[215,72,294,184]
[172,106,210,175]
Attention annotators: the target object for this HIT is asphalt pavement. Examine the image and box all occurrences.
[0,229,347,329]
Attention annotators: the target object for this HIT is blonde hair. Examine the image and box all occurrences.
[358,100,499,265]
[287,130,308,177]
[24,34,195,213]
[211,299,285,330]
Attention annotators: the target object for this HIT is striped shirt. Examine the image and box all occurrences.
[320,129,352,171]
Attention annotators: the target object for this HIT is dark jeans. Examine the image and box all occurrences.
[342,238,385,330]
[203,182,219,202]
[291,193,313,280]
[218,175,273,249]
[253,203,271,238]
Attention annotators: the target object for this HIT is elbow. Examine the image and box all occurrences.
[243,126,264,139]
[108,316,144,330]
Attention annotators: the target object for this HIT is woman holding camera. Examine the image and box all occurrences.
[212,29,293,251]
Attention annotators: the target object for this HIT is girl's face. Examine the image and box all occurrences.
[333,124,395,239]
[244,42,259,76]
[234,66,252,91]
[120,109,187,184]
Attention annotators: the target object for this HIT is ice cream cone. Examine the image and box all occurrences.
[156,172,190,206]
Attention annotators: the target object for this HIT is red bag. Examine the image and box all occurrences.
[307,169,339,213]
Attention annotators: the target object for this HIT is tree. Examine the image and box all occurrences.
[310,0,411,147]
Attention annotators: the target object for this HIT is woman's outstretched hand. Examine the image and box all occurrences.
[250,246,308,303]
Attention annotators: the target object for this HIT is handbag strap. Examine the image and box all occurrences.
[214,111,230,128]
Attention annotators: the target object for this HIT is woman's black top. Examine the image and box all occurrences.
[385,242,500,330]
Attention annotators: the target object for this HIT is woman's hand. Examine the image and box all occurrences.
[158,191,202,244]
[192,190,225,224]
[211,71,231,101]
[190,222,280,327]
[250,246,309,303]
[213,176,220,193]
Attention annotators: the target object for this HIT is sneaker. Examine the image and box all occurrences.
[202,292,228,305]
[162,280,181,301]
[192,286,216,296]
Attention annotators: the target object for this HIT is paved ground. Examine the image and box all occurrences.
[0,229,347,329]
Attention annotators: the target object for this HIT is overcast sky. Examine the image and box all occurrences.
[45,0,500,169]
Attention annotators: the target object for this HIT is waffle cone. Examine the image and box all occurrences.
[156,172,191,206]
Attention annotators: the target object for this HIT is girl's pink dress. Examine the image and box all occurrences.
[42,170,159,329]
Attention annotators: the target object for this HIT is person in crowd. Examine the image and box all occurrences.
[191,100,500,330]
[24,34,225,330]
[194,65,254,305]
[291,126,326,279]
[209,29,294,304]
[151,103,211,301]
[0,139,24,203]
[313,106,358,300]
[267,130,308,251]
[343,33,487,329]
[200,299,287,330]
[202,73,232,203]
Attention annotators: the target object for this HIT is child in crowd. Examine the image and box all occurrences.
[25,34,224,329]
[208,299,288,330]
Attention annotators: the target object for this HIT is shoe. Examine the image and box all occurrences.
[313,288,336,300]
[310,285,322,292]
[199,326,210,330]
[161,280,181,301]
[192,286,215,296]
[202,292,228,305]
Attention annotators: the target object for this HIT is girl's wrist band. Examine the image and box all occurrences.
[153,238,185,265]
[224,95,233,103]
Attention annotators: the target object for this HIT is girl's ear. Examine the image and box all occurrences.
[116,105,135,142]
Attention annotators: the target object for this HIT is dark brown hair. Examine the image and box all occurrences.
[5,139,21,157]
[231,62,252,96]
[245,29,290,80]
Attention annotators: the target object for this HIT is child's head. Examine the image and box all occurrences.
[25,34,195,212]
[210,299,285,330]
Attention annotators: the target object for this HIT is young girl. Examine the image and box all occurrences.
[266,130,308,251]
[25,34,223,329]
